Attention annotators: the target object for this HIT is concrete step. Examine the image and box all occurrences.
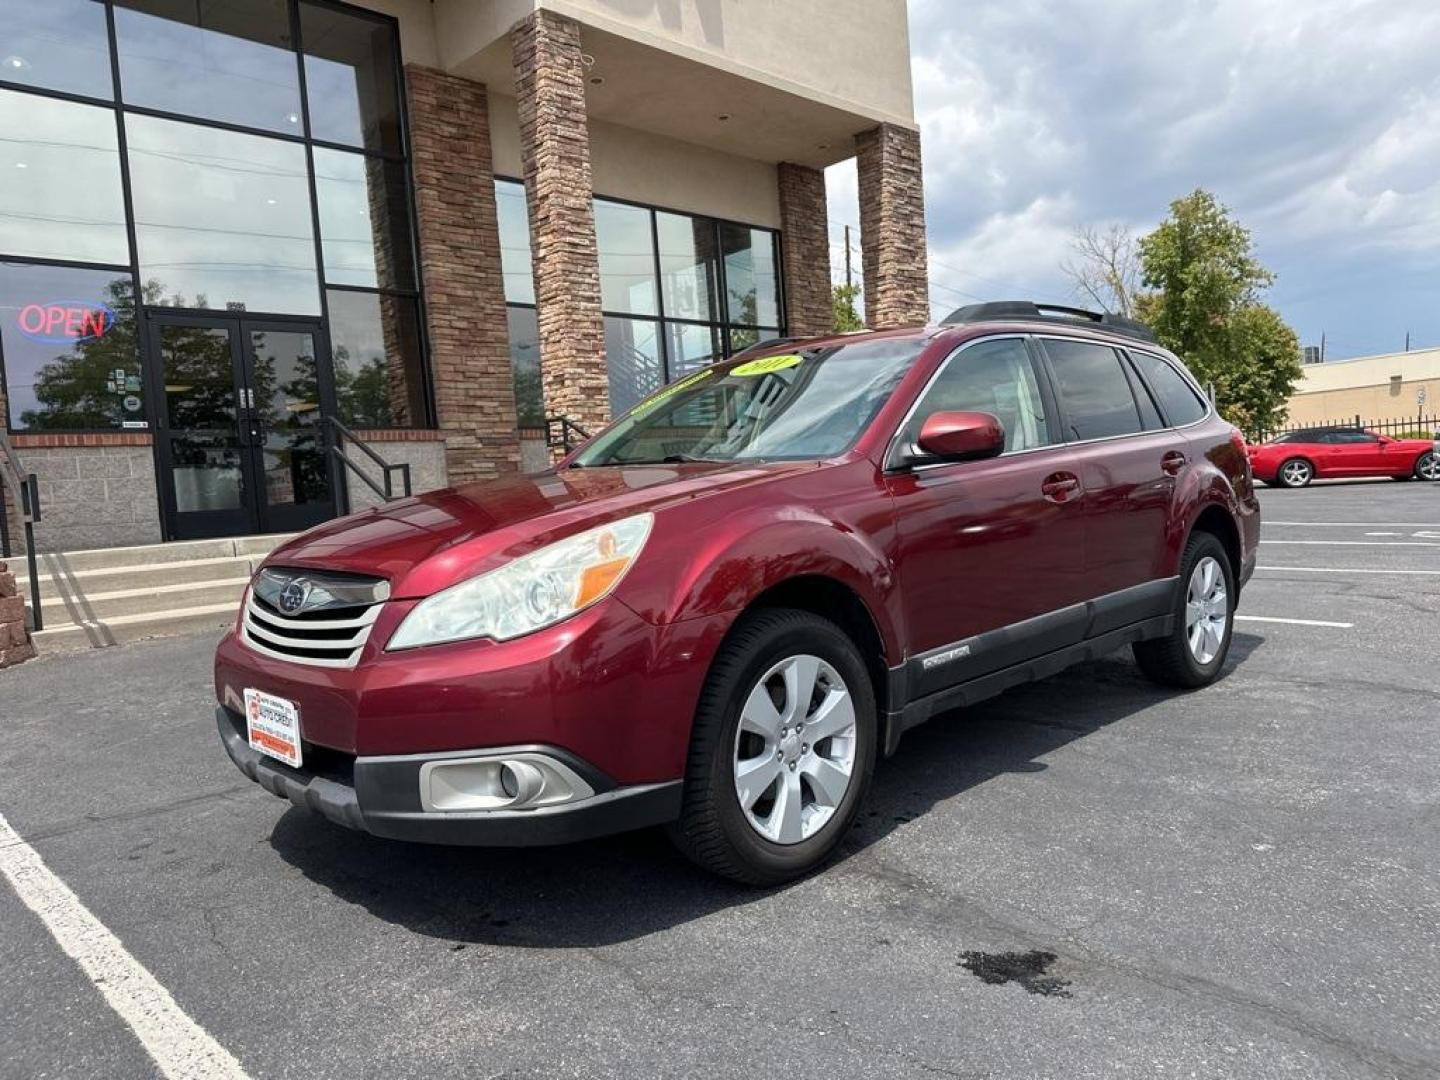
[38,577,248,623]
[17,533,294,575]
[16,554,256,603]
[32,602,237,653]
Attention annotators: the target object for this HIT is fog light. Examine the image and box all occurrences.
[419,752,594,813]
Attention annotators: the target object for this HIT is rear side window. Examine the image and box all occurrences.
[1129,350,1208,426]
[899,337,1054,455]
[1042,339,1145,441]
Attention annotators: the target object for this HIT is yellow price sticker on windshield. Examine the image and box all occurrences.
[630,368,713,416]
[731,353,802,377]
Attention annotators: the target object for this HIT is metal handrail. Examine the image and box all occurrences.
[0,427,43,632]
[545,415,591,453]
[322,417,413,511]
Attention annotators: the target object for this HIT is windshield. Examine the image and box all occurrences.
[572,339,923,466]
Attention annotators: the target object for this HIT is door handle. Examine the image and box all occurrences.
[1041,472,1081,503]
[1161,450,1188,476]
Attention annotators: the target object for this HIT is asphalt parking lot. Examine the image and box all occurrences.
[3,479,1438,1080]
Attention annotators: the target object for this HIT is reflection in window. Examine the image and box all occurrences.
[313,148,414,290]
[721,223,780,326]
[113,0,303,134]
[300,1,403,155]
[127,114,319,314]
[0,0,114,99]
[0,90,129,265]
[604,317,663,415]
[495,180,534,305]
[595,200,657,315]
[159,324,236,430]
[665,322,721,379]
[507,307,543,428]
[326,289,426,428]
[656,212,717,322]
[250,329,331,508]
[0,263,141,431]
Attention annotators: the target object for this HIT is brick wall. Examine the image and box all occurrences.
[512,11,610,435]
[856,123,930,329]
[777,162,832,338]
[405,64,521,485]
[0,561,36,667]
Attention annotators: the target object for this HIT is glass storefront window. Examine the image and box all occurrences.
[300,1,403,156]
[507,307,543,428]
[0,0,114,99]
[595,200,658,316]
[665,322,722,379]
[0,90,129,265]
[495,180,534,305]
[656,212,717,322]
[313,148,415,290]
[721,223,781,327]
[113,0,303,135]
[0,263,142,431]
[604,316,662,416]
[127,113,320,315]
[727,326,782,355]
[325,288,425,428]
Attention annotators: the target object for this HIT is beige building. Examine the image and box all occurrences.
[1,0,928,553]
[1287,348,1440,427]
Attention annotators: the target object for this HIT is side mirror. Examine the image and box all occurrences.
[914,410,1005,463]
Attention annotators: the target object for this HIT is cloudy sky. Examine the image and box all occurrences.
[827,0,1440,360]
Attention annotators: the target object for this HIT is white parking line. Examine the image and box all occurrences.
[1235,616,1354,628]
[1259,539,1440,547]
[0,813,250,1080]
[1264,521,1440,528]
[1256,565,1440,576]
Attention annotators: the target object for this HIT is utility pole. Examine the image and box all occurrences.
[1405,331,1411,352]
[843,225,853,289]
[1320,332,1326,362]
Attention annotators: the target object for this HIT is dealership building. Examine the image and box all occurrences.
[0,0,928,561]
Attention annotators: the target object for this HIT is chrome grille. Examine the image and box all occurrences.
[241,568,389,669]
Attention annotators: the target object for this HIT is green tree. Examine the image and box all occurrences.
[832,282,863,332]
[1134,190,1302,431]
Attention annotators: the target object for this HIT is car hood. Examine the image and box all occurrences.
[262,462,814,598]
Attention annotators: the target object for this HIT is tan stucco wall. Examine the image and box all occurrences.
[348,0,441,66]
[489,93,780,227]
[1287,348,1440,425]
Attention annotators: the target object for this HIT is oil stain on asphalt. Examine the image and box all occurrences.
[958,951,1072,997]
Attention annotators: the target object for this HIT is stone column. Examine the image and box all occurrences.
[856,123,930,329]
[777,162,832,338]
[0,561,36,667]
[405,64,521,484]
[511,11,609,435]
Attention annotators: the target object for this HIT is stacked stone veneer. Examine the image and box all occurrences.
[0,560,35,666]
[777,163,832,338]
[856,123,930,329]
[512,11,610,435]
[405,64,521,484]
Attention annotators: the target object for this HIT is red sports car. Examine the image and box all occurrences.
[1248,428,1438,487]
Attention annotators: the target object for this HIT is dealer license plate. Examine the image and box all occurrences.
[244,688,303,768]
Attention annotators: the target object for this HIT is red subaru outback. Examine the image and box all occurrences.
[216,302,1259,884]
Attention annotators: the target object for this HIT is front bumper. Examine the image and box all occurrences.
[217,708,682,846]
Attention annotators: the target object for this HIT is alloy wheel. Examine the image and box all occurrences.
[1186,556,1229,665]
[732,654,858,845]
[1281,460,1311,486]
[1419,453,1439,481]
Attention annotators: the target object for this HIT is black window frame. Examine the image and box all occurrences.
[495,175,786,427]
[0,0,435,435]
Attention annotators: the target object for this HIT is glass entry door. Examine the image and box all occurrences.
[149,313,338,540]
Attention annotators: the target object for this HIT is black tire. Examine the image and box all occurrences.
[667,607,877,885]
[1415,452,1438,481]
[1277,457,1313,488]
[1133,531,1235,689]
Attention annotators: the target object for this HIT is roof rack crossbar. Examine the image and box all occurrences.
[942,300,1158,344]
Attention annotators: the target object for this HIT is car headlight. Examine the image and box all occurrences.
[387,513,654,649]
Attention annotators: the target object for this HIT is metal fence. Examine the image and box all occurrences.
[1251,413,1438,443]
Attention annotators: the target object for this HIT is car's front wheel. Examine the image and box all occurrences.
[1277,457,1313,487]
[668,608,876,885]
[1133,531,1235,689]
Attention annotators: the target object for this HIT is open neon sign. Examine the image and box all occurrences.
[16,300,116,345]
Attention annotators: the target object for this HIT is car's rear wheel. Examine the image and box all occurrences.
[1133,531,1235,689]
[1277,458,1313,487]
[1415,452,1439,481]
[668,608,876,885]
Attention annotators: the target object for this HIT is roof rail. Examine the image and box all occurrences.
[942,300,1158,344]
